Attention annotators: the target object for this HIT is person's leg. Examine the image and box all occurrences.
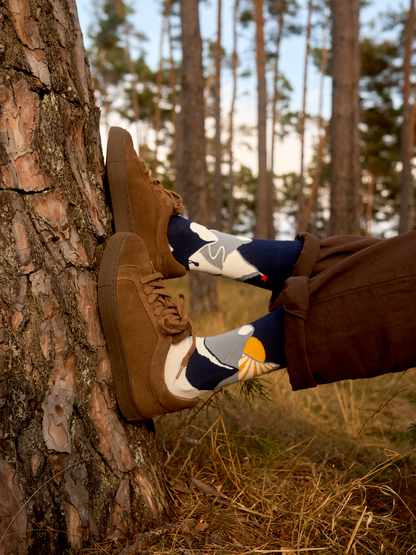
[165,307,286,399]
[280,230,416,391]
[98,232,285,421]
[106,127,303,291]
[168,216,303,292]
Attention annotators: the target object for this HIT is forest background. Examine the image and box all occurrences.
[80,0,415,243]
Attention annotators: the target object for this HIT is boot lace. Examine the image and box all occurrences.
[140,158,184,215]
[141,272,195,378]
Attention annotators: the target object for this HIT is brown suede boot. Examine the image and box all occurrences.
[106,127,186,279]
[98,232,198,421]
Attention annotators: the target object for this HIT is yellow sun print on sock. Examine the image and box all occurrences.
[238,337,279,381]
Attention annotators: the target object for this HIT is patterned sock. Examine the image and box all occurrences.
[165,307,286,399]
[167,216,303,291]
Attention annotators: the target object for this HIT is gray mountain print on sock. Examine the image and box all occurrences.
[205,324,254,369]
[189,223,261,280]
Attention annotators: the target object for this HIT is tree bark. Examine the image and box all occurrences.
[153,13,166,176]
[365,172,374,236]
[225,0,240,234]
[167,0,178,182]
[304,14,329,232]
[179,0,218,314]
[304,124,329,231]
[268,1,285,239]
[214,0,222,230]
[329,0,361,236]
[399,0,415,234]
[253,0,269,239]
[0,1,171,553]
[114,0,141,153]
[297,0,313,234]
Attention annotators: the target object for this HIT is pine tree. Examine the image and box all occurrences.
[0,1,171,552]
[253,0,269,238]
[399,0,415,233]
[178,0,218,314]
[329,0,361,235]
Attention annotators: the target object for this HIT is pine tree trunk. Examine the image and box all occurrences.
[365,172,374,236]
[126,30,141,152]
[399,0,415,234]
[268,1,285,240]
[179,0,218,314]
[167,0,178,182]
[304,15,329,232]
[225,0,239,234]
[0,1,171,553]
[297,0,313,234]
[253,0,269,239]
[214,0,222,230]
[153,14,166,176]
[329,0,361,236]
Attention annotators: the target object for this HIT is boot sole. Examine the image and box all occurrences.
[98,232,145,422]
[106,127,136,234]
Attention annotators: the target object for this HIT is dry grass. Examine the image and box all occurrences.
[149,375,416,555]
[84,277,416,554]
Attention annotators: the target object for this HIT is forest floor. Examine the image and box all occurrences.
[88,276,416,555]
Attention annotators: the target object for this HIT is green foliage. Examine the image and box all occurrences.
[266,0,303,37]
[359,36,404,232]
[233,165,257,234]
[85,0,416,238]
[88,0,130,85]
[239,8,253,28]
[239,378,273,405]
[311,46,331,76]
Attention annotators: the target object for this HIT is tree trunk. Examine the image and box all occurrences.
[114,0,141,153]
[125,28,141,152]
[214,0,223,230]
[179,0,218,314]
[297,0,313,234]
[153,13,166,176]
[304,124,329,231]
[399,0,415,234]
[268,1,285,240]
[329,0,361,236]
[0,1,171,553]
[225,0,240,234]
[304,14,329,232]
[204,61,215,118]
[365,172,374,236]
[100,49,111,138]
[253,0,269,239]
[167,0,178,182]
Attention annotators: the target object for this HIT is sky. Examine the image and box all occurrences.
[76,0,405,178]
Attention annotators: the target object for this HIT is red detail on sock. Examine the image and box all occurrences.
[261,275,268,282]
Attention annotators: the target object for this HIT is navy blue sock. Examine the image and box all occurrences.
[166,307,286,396]
[167,216,302,292]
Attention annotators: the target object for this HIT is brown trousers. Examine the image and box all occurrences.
[270,231,416,391]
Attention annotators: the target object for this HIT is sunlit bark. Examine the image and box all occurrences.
[153,13,166,176]
[268,0,285,239]
[225,0,240,234]
[214,0,223,229]
[253,0,269,239]
[179,0,218,314]
[329,0,361,235]
[297,0,313,233]
[304,15,329,231]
